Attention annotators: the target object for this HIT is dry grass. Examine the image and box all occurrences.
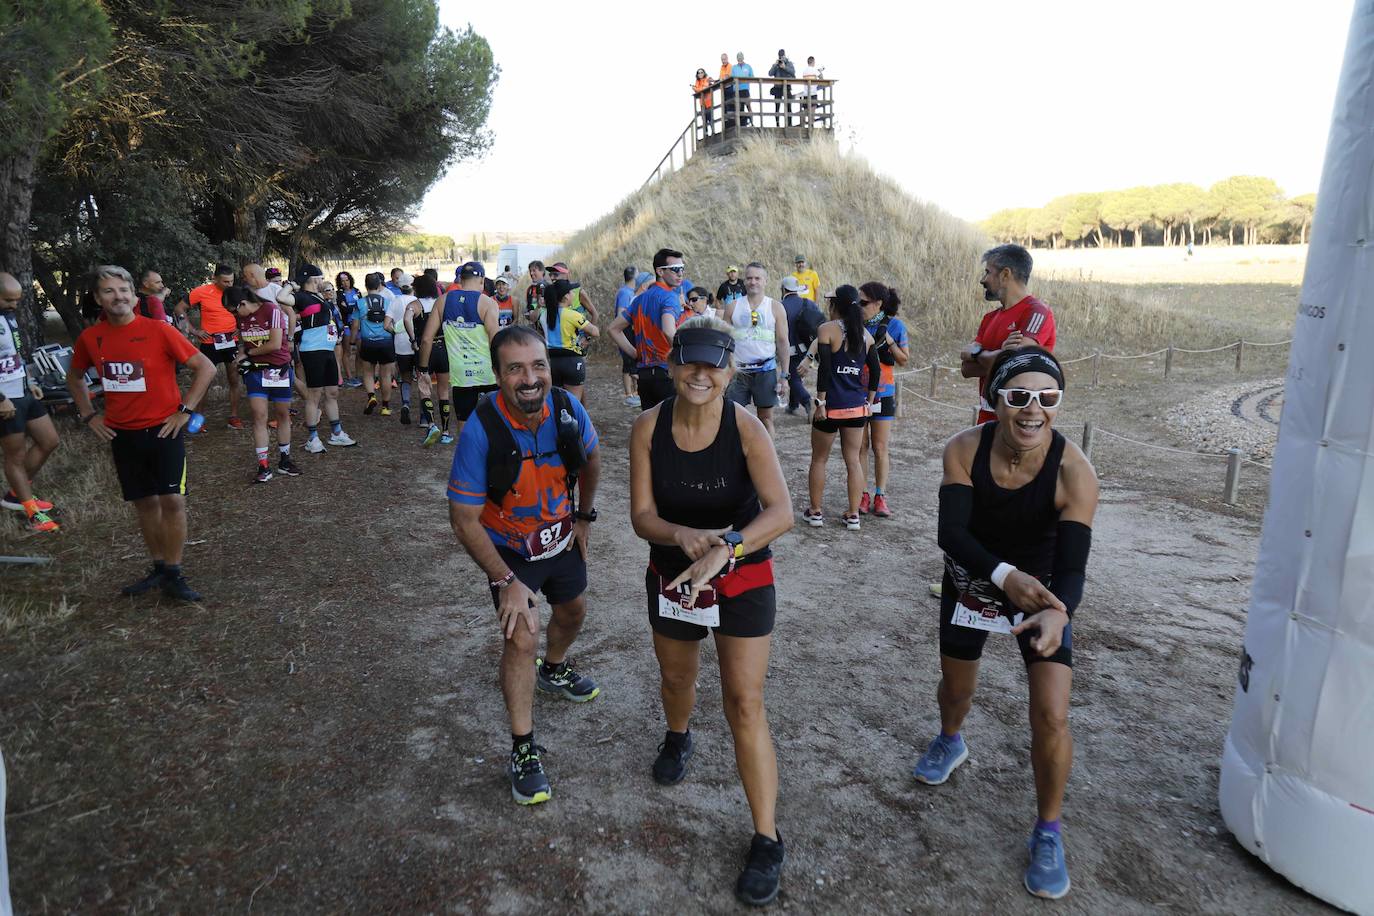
[557,136,1290,359]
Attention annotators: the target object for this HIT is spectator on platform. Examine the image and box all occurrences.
[694,68,715,136]
[733,52,754,126]
[768,50,796,127]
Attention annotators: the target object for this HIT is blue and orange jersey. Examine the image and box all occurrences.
[630,282,682,370]
[867,315,909,397]
[447,390,599,557]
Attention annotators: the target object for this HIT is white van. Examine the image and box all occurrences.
[496,243,562,280]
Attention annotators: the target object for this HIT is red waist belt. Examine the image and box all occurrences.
[648,557,774,598]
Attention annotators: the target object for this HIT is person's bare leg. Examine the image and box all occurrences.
[225,365,242,419]
[1,432,33,502]
[362,361,377,398]
[858,423,872,488]
[653,632,701,733]
[323,386,341,423]
[305,387,323,428]
[21,415,58,487]
[718,633,778,840]
[807,426,832,512]
[543,594,586,665]
[158,494,188,566]
[840,426,865,516]
[757,405,774,437]
[1028,662,1074,822]
[871,420,892,492]
[249,397,269,451]
[131,496,166,562]
[274,400,292,448]
[501,605,540,736]
[937,655,980,736]
[566,384,585,403]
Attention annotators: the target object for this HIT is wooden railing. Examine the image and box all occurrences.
[644,118,700,187]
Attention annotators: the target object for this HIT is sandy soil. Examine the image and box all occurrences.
[0,349,1334,914]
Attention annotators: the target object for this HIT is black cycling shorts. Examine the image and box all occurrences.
[199,342,237,366]
[451,383,498,422]
[428,342,450,376]
[646,567,776,641]
[937,571,1072,667]
[0,395,48,437]
[637,368,674,411]
[812,415,866,433]
[110,426,187,501]
[299,350,339,388]
[359,341,395,365]
[550,353,586,387]
[396,353,417,377]
[490,543,587,608]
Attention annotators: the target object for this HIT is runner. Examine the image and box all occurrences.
[232,286,301,482]
[627,316,794,906]
[388,276,418,425]
[857,282,908,518]
[614,266,640,407]
[135,269,171,322]
[608,248,685,411]
[716,266,745,309]
[354,276,397,418]
[524,260,547,325]
[962,244,1056,424]
[406,274,443,445]
[537,278,599,404]
[446,325,603,806]
[67,266,216,601]
[0,273,60,532]
[914,347,1096,900]
[418,261,500,444]
[803,285,880,530]
[492,276,517,327]
[721,263,790,437]
[291,264,357,453]
[544,262,598,323]
[174,264,242,428]
[335,272,363,387]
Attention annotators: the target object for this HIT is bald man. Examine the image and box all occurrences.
[0,273,61,532]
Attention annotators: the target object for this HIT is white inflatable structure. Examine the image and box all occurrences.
[1219,3,1374,913]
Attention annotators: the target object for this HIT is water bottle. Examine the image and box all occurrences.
[186,411,205,434]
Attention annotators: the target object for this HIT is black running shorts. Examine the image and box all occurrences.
[550,353,586,387]
[451,383,498,422]
[637,368,674,411]
[110,426,187,501]
[0,395,48,437]
[646,568,776,641]
[300,350,340,388]
[937,571,1072,667]
[812,415,866,433]
[359,341,396,365]
[490,543,587,608]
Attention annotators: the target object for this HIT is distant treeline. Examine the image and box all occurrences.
[982,177,1315,250]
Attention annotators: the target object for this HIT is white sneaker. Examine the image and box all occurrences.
[625,395,641,407]
[844,514,861,531]
[304,437,326,454]
[328,431,357,447]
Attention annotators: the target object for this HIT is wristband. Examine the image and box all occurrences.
[489,571,515,590]
[990,562,1016,590]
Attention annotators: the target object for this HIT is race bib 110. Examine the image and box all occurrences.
[102,360,147,392]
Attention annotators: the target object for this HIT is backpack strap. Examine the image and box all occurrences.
[477,394,521,506]
[550,387,588,501]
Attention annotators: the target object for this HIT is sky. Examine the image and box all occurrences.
[418,0,1353,238]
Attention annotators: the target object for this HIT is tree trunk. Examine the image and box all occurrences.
[0,138,44,352]
[32,254,84,342]
[1188,219,1195,246]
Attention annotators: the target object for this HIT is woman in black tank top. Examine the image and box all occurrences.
[914,346,1099,901]
[628,316,795,906]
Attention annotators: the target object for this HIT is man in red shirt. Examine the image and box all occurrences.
[961,244,1056,424]
[68,265,217,602]
[174,264,244,428]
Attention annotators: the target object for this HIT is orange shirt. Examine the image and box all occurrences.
[71,316,200,430]
[694,76,713,107]
[720,63,732,81]
[189,283,236,338]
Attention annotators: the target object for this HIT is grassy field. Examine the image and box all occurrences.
[1033,244,1307,286]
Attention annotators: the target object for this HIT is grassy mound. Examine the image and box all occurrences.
[558,136,1251,357]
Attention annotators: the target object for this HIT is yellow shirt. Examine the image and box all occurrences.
[794,268,821,302]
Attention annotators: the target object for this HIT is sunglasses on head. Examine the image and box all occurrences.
[999,388,1063,410]
[660,264,686,274]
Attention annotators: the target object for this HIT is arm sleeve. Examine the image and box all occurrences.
[865,344,882,392]
[1049,520,1091,618]
[937,483,1003,580]
[815,343,834,394]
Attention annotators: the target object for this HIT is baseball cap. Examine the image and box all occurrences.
[458,261,485,279]
[635,271,653,287]
[780,275,802,292]
[296,264,323,283]
[545,278,581,305]
[264,266,282,279]
[671,326,735,369]
[546,262,570,276]
[494,275,511,287]
[726,265,739,273]
[794,254,807,264]
[397,271,414,287]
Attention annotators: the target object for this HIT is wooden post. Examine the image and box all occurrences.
[928,362,938,398]
[1235,339,1244,371]
[1082,421,1094,460]
[734,81,742,133]
[1223,448,1243,505]
[1092,351,1101,387]
[894,382,903,419]
[1165,344,1175,379]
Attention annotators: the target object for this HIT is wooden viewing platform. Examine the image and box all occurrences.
[645,76,836,187]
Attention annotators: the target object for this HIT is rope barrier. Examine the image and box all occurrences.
[1241,338,1293,348]
[897,383,974,415]
[1100,348,1169,360]
[1091,427,1232,459]
[891,338,1292,375]
[1172,343,1242,354]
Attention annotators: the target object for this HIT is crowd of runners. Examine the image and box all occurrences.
[2,241,1095,907]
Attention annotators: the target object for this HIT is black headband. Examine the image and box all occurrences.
[987,350,1064,402]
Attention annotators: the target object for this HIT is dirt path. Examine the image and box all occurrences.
[0,355,1333,914]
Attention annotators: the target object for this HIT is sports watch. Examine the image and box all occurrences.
[574,508,598,522]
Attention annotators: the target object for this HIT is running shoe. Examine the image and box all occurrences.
[439,432,454,446]
[913,733,969,785]
[226,416,245,430]
[652,731,694,786]
[873,494,892,518]
[380,406,392,417]
[344,377,363,389]
[161,573,203,603]
[328,431,357,447]
[623,395,640,407]
[535,657,601,702]
[422,425,441,447]
[510,741,552,805]
[928,582,943,598]
[858,491,871,515]
[1025,828,1071,899]
[304,437,326,454]
[844,513,861,531]
[2,491,53,512]
[27,511,60,533]
[278,456,303,477]
[364,395,377,415]
[734,832,785,907]
[121,565,165,596]
[400,405,411,425]
[803,508,823,527]
[255,463,274,484]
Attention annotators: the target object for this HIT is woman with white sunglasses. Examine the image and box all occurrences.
[912,345,1099,902]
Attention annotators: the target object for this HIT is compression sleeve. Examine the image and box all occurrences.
[937,483,1002,580]
[815,343,834,394]
[865,344,881,393]
[1049,520,1091,618]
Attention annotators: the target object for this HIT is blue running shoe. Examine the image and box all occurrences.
[439,432,454,446]
[912,734,969,785]
[510,741,551,805]
[421,424,441,447]
[1024,828,1071,899]
[536,657,601,702]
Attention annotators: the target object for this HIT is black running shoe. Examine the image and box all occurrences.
[510,741,552,805]
[364,394,377,415]
[652,730,694,786]
[735,832,785,906]
[400,404,411,425]
[161,573,203,603]
[535,657,601,702]
[277,456,302,477]
[120,565,165,596]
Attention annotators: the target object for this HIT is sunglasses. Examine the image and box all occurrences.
[660,264,686,274]
[688,296,704,303]
[999,388,1063,410]
[750,309,760,327]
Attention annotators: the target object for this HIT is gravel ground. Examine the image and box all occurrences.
[1164,377,1284,462]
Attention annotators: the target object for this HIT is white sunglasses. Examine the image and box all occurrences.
[998,387,1063,410]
